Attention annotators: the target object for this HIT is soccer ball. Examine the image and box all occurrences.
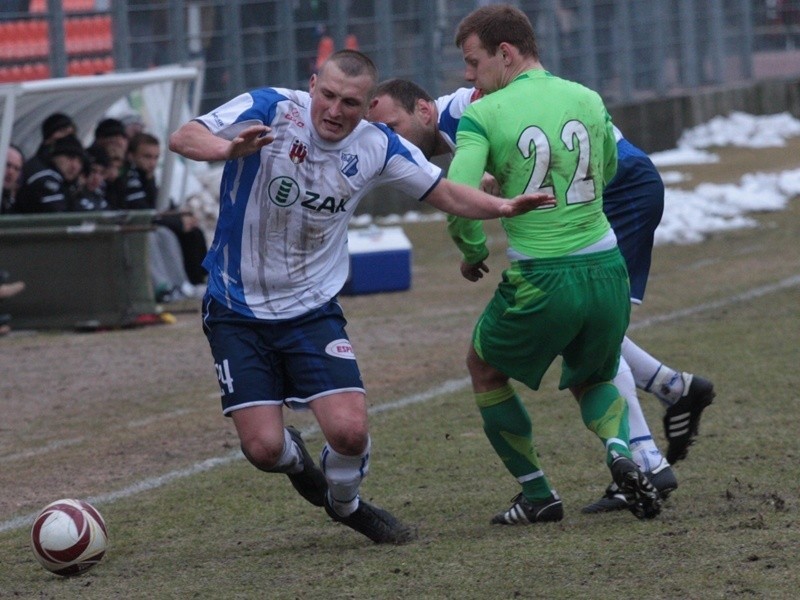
[30,499,108,576]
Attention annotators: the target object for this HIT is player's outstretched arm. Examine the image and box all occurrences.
[169,121,274,162]
[426,179,554,219]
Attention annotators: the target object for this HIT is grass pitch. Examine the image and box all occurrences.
[1,141,799,599]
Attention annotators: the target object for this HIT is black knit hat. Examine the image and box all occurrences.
[94,118,127,140]
[50,134,85,158]
[41,112,76,140]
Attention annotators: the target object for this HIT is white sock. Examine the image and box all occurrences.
[630,440,666,473]
[614,356,664,470]
[321,436,371,517]
[653,371,688,405]
[621,336,680,406]
[263,428,304,474]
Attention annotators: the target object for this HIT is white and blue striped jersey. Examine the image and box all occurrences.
[196,87,442,320]
[434,87,481,153]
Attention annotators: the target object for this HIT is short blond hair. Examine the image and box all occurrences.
[320,49,379,97]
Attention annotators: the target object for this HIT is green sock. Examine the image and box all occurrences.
[476,384,553,501]
[578,382,632,466]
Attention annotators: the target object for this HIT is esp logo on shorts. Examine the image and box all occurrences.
[325,339,356,360]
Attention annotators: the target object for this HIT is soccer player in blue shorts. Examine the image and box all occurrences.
[368,73,715,515]
[169,49,555,545]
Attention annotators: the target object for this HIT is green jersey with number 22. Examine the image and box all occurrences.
[447,69,618,259]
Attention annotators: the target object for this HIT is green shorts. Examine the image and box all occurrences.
[472,247,630,391]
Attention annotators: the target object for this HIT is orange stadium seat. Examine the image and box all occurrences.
[0,65,24,83]
[3,21,26,60]
[314,35,360,71]
[19,62,50,81]
[315,36,334,72]
[345,34,359,50]
[0,22,15,58]
[65,15,113,55]
[31,61,51,80]
[94,15,113,52]
[67,57,93,76]
[65,17,91,53]
[67,56,114,76]
[0,20,49,60]
[29,0,96,13]
[94,55,114,73]
[29,19,49,57]
[0,67,17,84]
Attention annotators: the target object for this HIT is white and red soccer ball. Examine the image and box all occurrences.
[30,499,108,576]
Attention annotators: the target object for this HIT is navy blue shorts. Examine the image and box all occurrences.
[604,139,665,304]
[201,295,365,415]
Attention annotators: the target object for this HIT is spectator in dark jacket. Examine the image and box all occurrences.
[21,112,77,183]
[14,134,85,213]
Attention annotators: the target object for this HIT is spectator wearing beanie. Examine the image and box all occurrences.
[14,134,86,213]
[93,118,129,156]
[21,111,77,183]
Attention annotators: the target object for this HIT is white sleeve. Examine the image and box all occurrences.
[381,133,443,200]
[195,93,257,139]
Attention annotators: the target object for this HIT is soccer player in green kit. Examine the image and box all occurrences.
[448,4,661,524]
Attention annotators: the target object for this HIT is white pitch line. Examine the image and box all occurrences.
[2,274,798,535]
[628,274,800,332]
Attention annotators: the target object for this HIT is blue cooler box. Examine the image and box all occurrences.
[341,226,412,295]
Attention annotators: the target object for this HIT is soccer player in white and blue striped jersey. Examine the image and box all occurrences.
[169,49,555,545]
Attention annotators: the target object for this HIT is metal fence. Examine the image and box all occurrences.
[1,1,799,114]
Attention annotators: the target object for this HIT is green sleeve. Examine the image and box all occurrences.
[602,111,618,185]
[445,115,492,264]
[446,215,490,265]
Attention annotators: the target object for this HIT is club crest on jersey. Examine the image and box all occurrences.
[340,152,358,177]
[289,139,308,164]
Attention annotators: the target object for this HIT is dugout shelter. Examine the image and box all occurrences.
[0,65,202,329]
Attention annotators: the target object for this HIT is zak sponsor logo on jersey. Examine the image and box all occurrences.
[267,176,350,213]
[340,152,358,177]
[289,138,308,164]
